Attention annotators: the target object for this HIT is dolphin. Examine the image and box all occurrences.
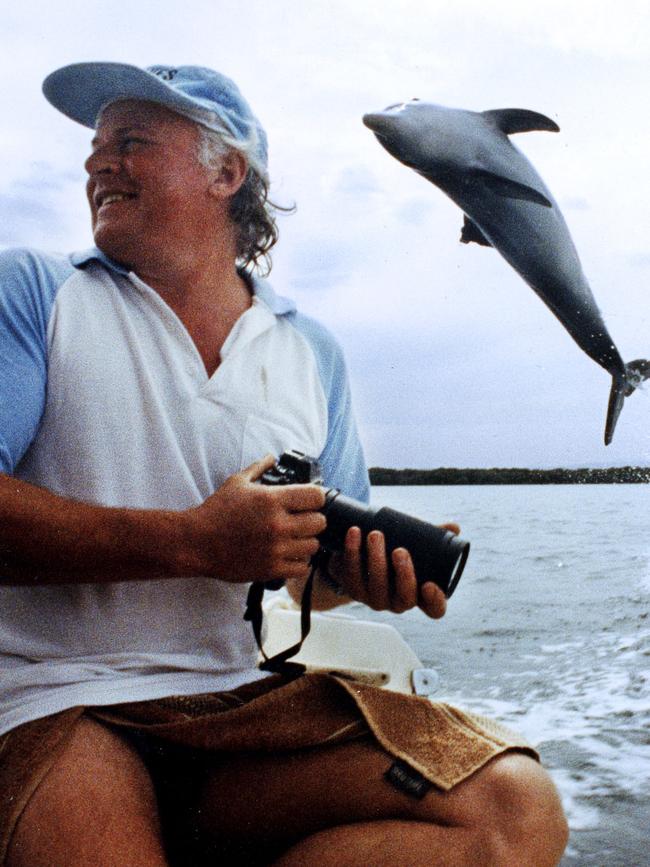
[362,100,649,444]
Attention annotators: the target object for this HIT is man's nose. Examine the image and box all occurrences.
[85,145,121,176]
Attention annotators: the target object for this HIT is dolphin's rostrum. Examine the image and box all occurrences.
[363,100,648,444]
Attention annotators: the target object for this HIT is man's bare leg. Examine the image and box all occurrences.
[6,717,168,867]
[196,739,568,866]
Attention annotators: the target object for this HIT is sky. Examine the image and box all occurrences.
[1,0,649,469]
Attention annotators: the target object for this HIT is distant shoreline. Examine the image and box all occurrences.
[369,466,650,485]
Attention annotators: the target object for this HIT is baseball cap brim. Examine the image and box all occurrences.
[42,61,217,130]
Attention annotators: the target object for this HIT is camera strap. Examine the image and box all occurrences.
[244,552,323,676]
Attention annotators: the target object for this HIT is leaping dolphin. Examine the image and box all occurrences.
[363,100,648,444]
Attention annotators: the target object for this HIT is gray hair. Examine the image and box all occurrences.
[182,106,286,276]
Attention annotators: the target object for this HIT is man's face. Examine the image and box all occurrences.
[85,100,216,267]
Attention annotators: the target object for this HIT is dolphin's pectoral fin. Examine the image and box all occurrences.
[469,169,553,207]
[482,108,560,135]
[460,216,492,247]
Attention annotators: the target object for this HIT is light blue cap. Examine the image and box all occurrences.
[42,62,268,171]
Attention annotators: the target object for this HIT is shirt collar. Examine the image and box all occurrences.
[70,247,296,316]
[71,246,130,275]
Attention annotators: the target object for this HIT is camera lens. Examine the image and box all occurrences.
[320,491,469,598]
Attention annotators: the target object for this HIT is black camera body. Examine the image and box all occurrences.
[261,450,468,598]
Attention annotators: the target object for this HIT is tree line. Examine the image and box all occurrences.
[369,466,650,485]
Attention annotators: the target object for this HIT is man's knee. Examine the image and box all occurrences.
[471,753,569,865]
[7,717,166,867]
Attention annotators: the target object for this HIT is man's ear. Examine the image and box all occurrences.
[208,150,249,199]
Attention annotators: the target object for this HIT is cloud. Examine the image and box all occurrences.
[0,192,58,246]
[286,238,361,293]
[395,198,437,226]
[628,253,650,269]
[0,161,90,249]
[331,166,382,197]
[562,197,590,211]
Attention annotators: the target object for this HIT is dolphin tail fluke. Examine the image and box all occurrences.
[605,376,626,445]
[623,359,650,396]
[604,360,650,445]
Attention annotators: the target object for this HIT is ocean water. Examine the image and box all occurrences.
[360,484,649,866]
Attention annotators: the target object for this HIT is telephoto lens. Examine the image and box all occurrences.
[319,490,469,598]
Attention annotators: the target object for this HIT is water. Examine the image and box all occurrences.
[359,484,649,866]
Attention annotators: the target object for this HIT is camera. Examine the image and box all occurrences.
[261,449,469,598]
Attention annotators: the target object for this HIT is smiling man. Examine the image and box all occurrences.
[0,63,567,866]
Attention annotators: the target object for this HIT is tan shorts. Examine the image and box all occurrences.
[0,672,537,864]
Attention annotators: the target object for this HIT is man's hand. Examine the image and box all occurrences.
[184,455,326,584]
[327,522,461,620]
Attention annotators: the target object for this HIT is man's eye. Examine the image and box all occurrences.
[120,137,147,152]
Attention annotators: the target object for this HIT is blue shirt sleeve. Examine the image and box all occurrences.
[288,312,370,503]
[0,248,73,473]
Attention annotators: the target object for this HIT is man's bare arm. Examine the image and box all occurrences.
[0,472,187,584]
[0,456,326,586]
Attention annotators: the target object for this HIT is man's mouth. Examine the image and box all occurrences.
[95,191,137,210]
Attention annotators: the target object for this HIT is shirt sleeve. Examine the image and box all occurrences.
[288,312,370,503]
[0,248,72,473]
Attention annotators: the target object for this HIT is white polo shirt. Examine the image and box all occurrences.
[0,247,369,735]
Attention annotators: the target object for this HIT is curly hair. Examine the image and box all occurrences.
[196,125,290,276]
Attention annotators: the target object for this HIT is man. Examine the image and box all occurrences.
[0,63,568,866]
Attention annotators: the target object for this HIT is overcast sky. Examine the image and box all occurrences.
[1,0,649,468]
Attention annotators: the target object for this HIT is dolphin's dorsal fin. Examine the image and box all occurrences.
[482,109,560,135]
[470,169,553,207]
[460,216,492,247]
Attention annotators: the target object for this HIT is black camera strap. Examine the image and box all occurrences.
[244,553,322,676]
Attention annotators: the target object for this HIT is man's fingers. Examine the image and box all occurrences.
[287,510,327,538]
[341,526,364,598]
[366,531,390,610]
[275,537,321,572]
[277,483,326,513]
[331,527,449,621]
[238,455,326,517]
[391,548,418,612]
[419,582,447,619]
[239,453,277,483]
